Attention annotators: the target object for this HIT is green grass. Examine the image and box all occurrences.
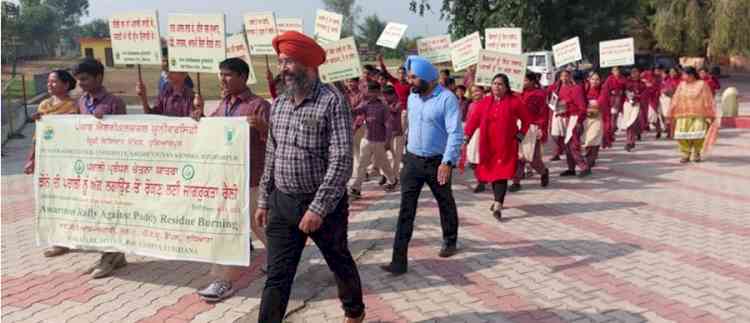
[1,77,36,101]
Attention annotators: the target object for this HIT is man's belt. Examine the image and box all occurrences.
[406,151,442,161]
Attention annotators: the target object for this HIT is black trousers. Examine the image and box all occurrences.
[492,180,508,205]
[390,152,459,269]
[258,190,364,322]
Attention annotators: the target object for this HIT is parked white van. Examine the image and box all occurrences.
[525,51,555,87]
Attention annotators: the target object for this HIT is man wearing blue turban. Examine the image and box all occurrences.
[381,56,464,276]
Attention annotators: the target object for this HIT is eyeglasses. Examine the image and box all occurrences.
[278,58,299,67]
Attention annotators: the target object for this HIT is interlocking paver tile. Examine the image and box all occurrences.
[4,106,750,323]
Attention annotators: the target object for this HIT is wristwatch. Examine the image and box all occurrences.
[443,161,454,168]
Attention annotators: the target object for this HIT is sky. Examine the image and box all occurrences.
[81,0,450,38]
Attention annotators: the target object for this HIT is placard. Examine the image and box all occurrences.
[167,13,226,73]
[599,37,635,68]
[277,17,304,34]
[417,35,452,64]
[552,36,582,68]
[244,12,278,56]
[450,32,482,72]
[319,37,361,83]
[109,11,162,65]
[226,33,258,85]
[314,9,343,44]
[35,115,250,266]
[376,22,408,49]
[485,28,522,55]
[474,50,526,92]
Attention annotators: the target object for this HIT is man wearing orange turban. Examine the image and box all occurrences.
[257,31,365,323]
[271,31,327,68]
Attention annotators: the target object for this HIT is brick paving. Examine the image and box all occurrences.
[2,120,750,322]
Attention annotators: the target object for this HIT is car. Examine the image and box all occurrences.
[633,53,679,70]
[525,51,555,87]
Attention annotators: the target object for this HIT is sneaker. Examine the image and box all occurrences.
[559,170,576,177]
[550,155,561,161]
[90,253,127,279]
[383,183,397,192]
[508,183,522,193]
[578,169,592,178]
[378,176,387,186]
[349,188,362,199]
[198,280,235,302]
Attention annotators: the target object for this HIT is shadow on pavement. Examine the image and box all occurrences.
[413,309,649,323]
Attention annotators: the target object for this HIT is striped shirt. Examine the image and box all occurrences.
[258,80,353,217]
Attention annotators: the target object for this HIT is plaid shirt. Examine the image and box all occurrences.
[258,80,353,217]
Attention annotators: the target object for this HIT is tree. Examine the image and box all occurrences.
[652,0,710,56]
[79,18,109,38]
[626,0,659,51]
[2,1,21,70]
[708,0,750,56]
[356,14,386,51]
[322,0,361,38]
[46,0,89,53]
[408,0,638,63]
[18,0,60,56]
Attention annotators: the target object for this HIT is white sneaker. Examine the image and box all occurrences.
[197,280,235,302]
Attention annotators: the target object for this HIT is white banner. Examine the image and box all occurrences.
[167,13,226,73]
[451,32,482,72]
[474,50,526,92]
[226,33,258,85]
[319,37,362,83]
[599,37,635,68]
[376,22,408,49]
[35,115,250,266]
[277,17,304,34]
[314,9,343,44]
[552,36,582,68]
[417,35,452,64]
[244,12,278,56]
[485,28,522,55]
[109,11,162,65]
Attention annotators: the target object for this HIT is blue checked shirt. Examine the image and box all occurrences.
[406,85,464,164]
[258,80,353,217]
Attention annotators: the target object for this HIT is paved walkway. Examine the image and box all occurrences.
[2,121,750,322]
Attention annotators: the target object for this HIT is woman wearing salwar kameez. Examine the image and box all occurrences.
[669,67,716,163]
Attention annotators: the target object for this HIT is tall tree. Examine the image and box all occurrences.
[46,0,89,53]
[409,0,638,63]
[79,18,109,38]
[18,0,60,56]
[708,0,750,56]
[356,14,386,50]
[322,0,362,38]
[652,0,710,56]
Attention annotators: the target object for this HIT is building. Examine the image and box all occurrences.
[78,37,113,67]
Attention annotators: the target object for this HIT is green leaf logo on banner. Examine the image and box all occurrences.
[74,160,85,175]
[224,126,236,145]
[181,164,195,181]
[43,126,54,140]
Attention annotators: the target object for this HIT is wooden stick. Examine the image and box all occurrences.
[137,64,143,83]
[196,72,202,96]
